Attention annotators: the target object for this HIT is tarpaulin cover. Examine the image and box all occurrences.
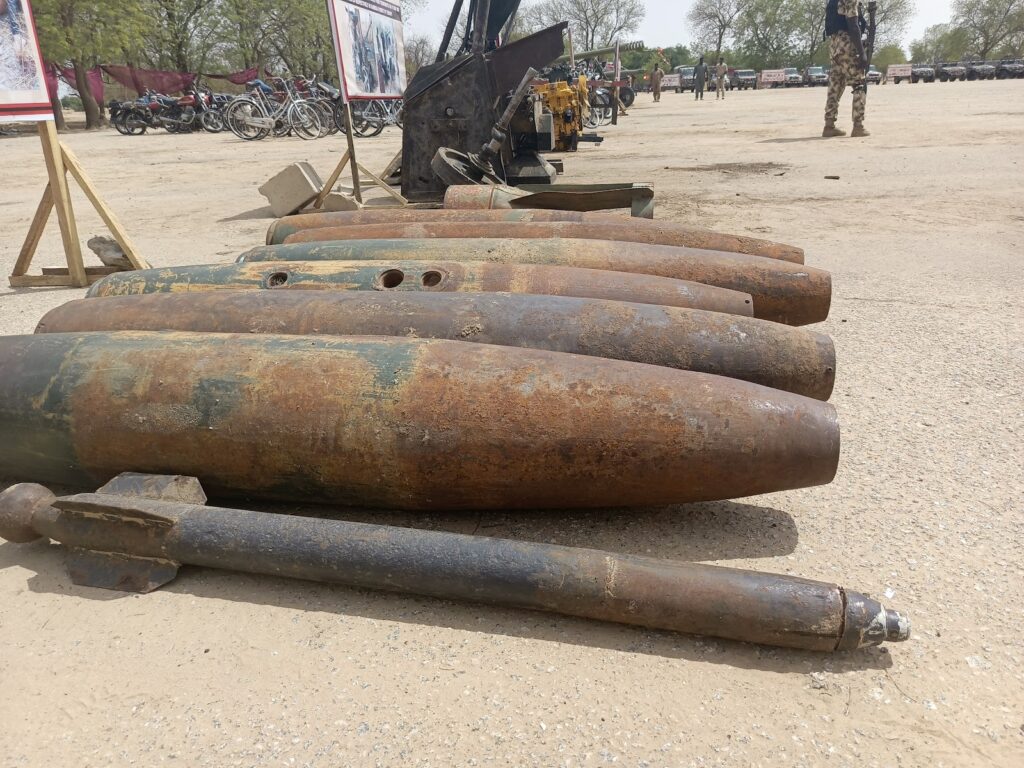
[45,64,105,103]
[102,65,196,95]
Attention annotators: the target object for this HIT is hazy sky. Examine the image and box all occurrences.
[405,0,953,50]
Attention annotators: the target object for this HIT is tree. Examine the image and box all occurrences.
[873,43,908,70]
[733,0,800,68]
[523,0,645,52]
[32,0,147,128]
[952,0,1024,58]
[687,0,747,59]
[909,23,971,62]
[873,0,916,48]
[404,33,433,79]
[140,1,223,73]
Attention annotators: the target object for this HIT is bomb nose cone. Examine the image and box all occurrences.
[885,609,912,642]
[0,483,54,543]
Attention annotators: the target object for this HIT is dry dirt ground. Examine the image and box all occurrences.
[1,81,1022,767]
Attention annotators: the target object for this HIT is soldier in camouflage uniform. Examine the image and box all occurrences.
[823,0,869,137]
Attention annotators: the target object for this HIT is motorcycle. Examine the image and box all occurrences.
[121,84,221,134]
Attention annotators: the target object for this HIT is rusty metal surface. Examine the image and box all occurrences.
[240,240,829,326]
[0,478,909,651]
[37,292,835,399]
[83,260,754,315]
[267,211,804,263]
[0,332,840,509]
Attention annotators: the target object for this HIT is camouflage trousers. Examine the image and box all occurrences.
[825,31,866,126]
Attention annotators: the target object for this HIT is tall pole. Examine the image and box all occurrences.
[436,0,465,62]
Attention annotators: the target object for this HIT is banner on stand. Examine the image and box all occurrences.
[327,0,407,100]
[0,0,52,122]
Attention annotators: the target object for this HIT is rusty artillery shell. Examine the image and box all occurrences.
[266,210,804,263]
[272,218,804,264]
[0,475,908,651]
[0,333,840,509]
[83,260,754,315]
[36,292,835,399]
[239,239,828,326]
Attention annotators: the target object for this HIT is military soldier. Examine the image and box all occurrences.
[823,0,870,137]
[651,65,664,102]
[716,57,728,99]
[693,56,708,101]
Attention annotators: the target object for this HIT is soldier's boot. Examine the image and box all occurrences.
[850,124,870,137]
[822,122,846,137]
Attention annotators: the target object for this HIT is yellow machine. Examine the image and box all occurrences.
[531,76,589,152]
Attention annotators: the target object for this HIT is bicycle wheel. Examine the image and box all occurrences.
[315,99,338,135]
[226,99,270,140]
[288,102,322,140]
[350,100,384,137]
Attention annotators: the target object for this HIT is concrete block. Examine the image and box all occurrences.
[258,162,323,217]
[321,192,363,212]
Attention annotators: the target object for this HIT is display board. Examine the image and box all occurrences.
[0,0,51,122]
[327,0,407,100]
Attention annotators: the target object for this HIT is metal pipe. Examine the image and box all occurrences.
[553,41,644,64]
[238,239,828,327]
[436,0,465,62]
[36,291,835,400]
[0,332,840,510]
[82,259,754,315]
[265,210,805,263]
[0,477,909,652]
[471,0,490,53]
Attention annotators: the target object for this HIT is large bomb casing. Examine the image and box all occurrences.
[84,260,754,316]
[37,292,836,400]
[239,240,829,326]
[266,210,804,263]
[0,333,840,510]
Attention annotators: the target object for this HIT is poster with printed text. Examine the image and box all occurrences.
[328,0,407,100]
[0,0,52,122]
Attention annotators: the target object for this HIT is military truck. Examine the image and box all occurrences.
[964,61,996,80]
[783,67,803,86]
[934,62,965,82]
[734,69,757,89]
[866,65,882,84]
[803,66,828,86]
[673,65,697,93]
[996,59,1024,78]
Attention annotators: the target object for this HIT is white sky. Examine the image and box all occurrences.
[405,0,953,50]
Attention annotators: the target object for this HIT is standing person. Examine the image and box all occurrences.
[650,65,664,102]
[823,0,869,137]
[715,57,728,99]
[693,56,708,101]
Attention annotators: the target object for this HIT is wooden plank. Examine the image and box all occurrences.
[42,266,119,276]
[11,183,54,278]
[356,162,407,205]
[61,144,151,270]
[38,121,87,287]
[379,149,402,181]
[313,149,350,209]
[9,273,106,287]
[343,102,362,203]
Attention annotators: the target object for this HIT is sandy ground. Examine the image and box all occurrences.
[1,81,1022,767]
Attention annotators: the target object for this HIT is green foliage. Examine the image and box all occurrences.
[952,0,1024,58]
[60,94,84,110]
[910,24,971,62]
[873,43,908,69]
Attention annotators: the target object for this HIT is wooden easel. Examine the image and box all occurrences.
[311,101,408,209]
[10,120,149,288]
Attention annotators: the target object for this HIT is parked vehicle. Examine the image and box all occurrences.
[783,67,803,87]
[933,62,964,82]
[866,65,882,84]
[996,59,1024,78]
[734,69,757,89]
[964,61,996,80]
[118,83,220,135]
[708,70,734,92]
[760,69,786,88]
[907,63,935,82]
[888,64,913,83]
[803,66,827,86]
[673,66,696,93]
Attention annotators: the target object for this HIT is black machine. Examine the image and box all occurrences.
[400,0,567,201]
